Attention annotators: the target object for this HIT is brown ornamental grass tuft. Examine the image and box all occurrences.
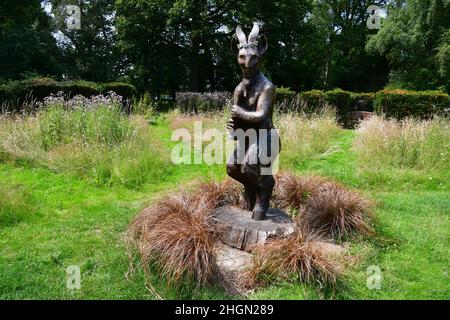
[274,171,373,237]
[127,190,220,286]
[273,171,326,211]
[305,181,373,238]
[249,224,347,287]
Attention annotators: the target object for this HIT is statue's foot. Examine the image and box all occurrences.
[251,206,267,220]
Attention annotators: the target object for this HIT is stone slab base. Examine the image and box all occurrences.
[213,206,294,251]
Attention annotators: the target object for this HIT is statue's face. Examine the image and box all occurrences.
[238,46,260,78]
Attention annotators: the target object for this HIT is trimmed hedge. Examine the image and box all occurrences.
[0,77,61,104]
[176,92,231,113]
[276,86,298,111]
[299,89,324,111]
[63,80,100,98]
[101,82,137,100]
[351,92,374,112]
[374,89,450,119]
[0,77,137,111]
[297,89,353,119]
[173,89,450,120]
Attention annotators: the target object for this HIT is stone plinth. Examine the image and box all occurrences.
[213,206,294,251]
[212,206,294,295]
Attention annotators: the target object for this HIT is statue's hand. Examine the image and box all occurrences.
[231,104,242,118]
[227,118,235,131]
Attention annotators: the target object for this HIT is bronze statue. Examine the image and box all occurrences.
[227,22,279,221]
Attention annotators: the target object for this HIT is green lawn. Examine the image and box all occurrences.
[0,116,448,299]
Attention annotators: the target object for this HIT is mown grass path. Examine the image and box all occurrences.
[0,118,448,299]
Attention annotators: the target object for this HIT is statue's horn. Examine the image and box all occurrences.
[248,22,260,43]
[235,25,247,45]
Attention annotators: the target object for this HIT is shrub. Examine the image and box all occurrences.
[297,89,353,118]
[276,86,298,111]
[249,224,347,287]
[101,82,137,100]
[351,92,374,112]
[374,89,450,119]
[176,92,231,113]
[22,77,61,101]
[305,181,373,238]
[0,77,60,110]
[273,171,373,238]
[63,80,100,98]
[127,188,221,286]
[323,89,353,120]
[299,89,325,112]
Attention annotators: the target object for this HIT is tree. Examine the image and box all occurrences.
[50,0,118,82]
[309,0,389,91]
[366,0,450,92]
[0,0,62,80]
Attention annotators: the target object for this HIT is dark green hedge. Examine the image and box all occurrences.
[101,82,137,100]
[297,89,353,120]
[63,80,100,98]
[0,77,137,110]
[176,92,231,113]
[276,87,298,111]
[351,92,374,112]
[0,77,61,104]
[374,89,450,119]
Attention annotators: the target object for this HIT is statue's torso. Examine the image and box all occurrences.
[233,73,274,131]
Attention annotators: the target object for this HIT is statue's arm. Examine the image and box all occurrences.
[232,85,275,123]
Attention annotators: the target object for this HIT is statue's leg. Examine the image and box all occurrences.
[245,131,279,220]
[252,174,275,220]
[241,143,269,219]
[226,148,256,210]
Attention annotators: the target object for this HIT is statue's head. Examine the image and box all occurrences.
[232,22,268,78]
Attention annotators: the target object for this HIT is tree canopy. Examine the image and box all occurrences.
[1,0,448,94]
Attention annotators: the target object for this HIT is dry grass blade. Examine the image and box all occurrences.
[194,178,244,208]
[273,171,325,211]
[127,190,220,286]
[305,181,373,238]
[248,224,347,287]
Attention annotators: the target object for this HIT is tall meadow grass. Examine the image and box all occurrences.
[353,115,449,172]
[168,107,344,170]
[0,93,170,188]
[275,107,343,168]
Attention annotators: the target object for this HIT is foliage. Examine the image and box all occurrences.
[0,77,137,111]
[351,93,375,112]
[101,82,137,100]
[366,0,450,92]
[0,0,62,80]
[373,89,450,119]
[49,0,118,82]
[276,87,298,111]
[175,92,231,113]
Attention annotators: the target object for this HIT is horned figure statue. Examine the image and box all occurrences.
[227,22,280,221]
